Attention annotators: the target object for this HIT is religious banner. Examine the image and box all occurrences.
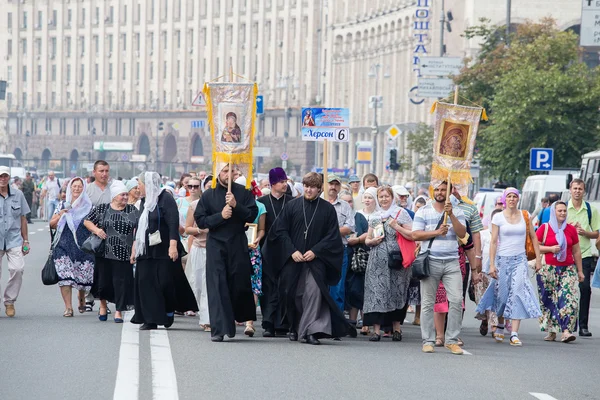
[430,101,487,195]
[203,82,258,189]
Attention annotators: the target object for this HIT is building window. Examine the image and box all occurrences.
[136,33,140,51]
[136,3,141,23]
[52,10,57,27]
[22,93,27,108]
[22,38,27,54]
[150,62,154,79]
[122,34,127,51]
[80,64,85,81]
[177,60,180,78]
[66,37,71,57]
[7,66,12,82]
[81,8,86,27]
[7,40,12,56]
[37,65,42,81]
[66,65,71,82]
[51,37,57,56]
[22,66,27,82]
[7,12,12,29]
[122,5,127,24]
[37,92,41,108]
[80,36,85,56]
[37,11,42,29]
[22,11,27,29]
[163,61,167,79]
[122,63,126,80]
[95,91,99,105]
[36,38,41,55]
[109,6,115,24]
[162,31,167,50]
[67,9,72,26]
[51,92,56,107]
[95,7,100,24]
[136,62,140,80]
[108,35,114,52]
[176,30,181,48]
[108,63,113,80]
[150,33,154,50]
[108,91,113,107]
[93,35,99,54]
[95,63,99,80]
[51,65,56,81]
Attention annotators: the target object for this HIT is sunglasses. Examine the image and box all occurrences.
[496,203,503,206]
[188,185,200,189]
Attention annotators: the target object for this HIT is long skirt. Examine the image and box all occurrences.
[91,258,134,311]
[186,246,210,325]
[131,258,176,326]
[476,253,541,320]
[537,264,579,333]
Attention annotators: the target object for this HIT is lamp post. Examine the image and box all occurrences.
[277,74,295,171]
[368,63,390,176]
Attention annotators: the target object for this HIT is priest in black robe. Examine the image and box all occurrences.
[195,165,258,342]
[257,167,293,337]
[273,172,357,345]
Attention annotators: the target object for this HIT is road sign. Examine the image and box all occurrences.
[581,0,600,46]
[301,108,350,143]
[355,141,372,165]
[420,57,462,76]
[93,142,134,151]
[385,125,402,140]
[130,154,147,162]
[191,91,205,107]
[121,154,129,161]
[190,156,205,164]
[281,152,289,161]
[417,78,454,98]
[256,95,264,115]
[191,120,206,129]
[253,147,271,157]
[530,148,554,171]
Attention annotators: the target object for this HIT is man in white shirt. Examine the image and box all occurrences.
[40,171,60,221]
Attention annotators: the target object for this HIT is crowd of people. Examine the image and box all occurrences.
[0,161,598,353]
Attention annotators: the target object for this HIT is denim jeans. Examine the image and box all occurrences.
[329,246,349,312]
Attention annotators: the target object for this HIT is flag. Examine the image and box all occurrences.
[430,101,485,195]
[203,82,258,189]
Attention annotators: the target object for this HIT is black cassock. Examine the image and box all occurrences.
[272,196,357,339]
[195,181,258,338]
[257,193,293,332]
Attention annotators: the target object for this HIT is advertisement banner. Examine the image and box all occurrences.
[301,108,350,142]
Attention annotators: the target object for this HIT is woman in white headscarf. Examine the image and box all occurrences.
[49,177,93,317]
[84,181,140,323]
[130,172,198,330]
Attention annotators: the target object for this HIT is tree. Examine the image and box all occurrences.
[456,19,600,184]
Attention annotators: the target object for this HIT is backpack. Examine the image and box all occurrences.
[585,201,592,228]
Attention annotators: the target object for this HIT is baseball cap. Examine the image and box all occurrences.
[0,166,10,176]
[327,174,342,183]
[348,174,360,183]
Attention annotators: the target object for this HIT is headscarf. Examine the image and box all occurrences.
[125,179,138,193]
[201,175,213,193]
[135,172,162,258]
[56,177,92,247]
[548,202,567,262]
[361,187,381,212]
[294,182,304,197]
[110,181,128,199]
[412,195,428,212]
[288,181,299,197]
[500,187,520,206]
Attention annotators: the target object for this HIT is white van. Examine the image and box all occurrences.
[519,175,569,214]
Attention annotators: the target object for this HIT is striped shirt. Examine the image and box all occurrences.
[412,203,466,260]
[457,201,483,233]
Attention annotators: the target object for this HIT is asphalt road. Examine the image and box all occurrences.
[1,221,599,400]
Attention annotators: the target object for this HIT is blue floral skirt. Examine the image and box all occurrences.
[476,253,541,320]
[249,247,262,296]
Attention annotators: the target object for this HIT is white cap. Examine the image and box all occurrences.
[0,166,10,176]
[392,185,410,196]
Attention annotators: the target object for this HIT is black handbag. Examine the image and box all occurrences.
[81,206,109,255]
[383,220,404,270]
[412,215,445,280]
[350,247,369,273]
[41,229,59,285]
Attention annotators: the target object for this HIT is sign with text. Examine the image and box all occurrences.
[356,141,372,165]
[93,142,134,152]
[301,107,350,142]
[420,57,462,76]
[417,78,454,98]
[581,0,600,46]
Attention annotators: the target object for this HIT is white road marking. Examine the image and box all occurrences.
[113,311,139,400]
[37,228,44,231]
[530,393,559,400]
[150,328,179,400]
[462,349,472,355]
[30,232,35,235]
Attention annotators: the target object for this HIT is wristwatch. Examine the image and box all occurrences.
[475,255,482,259]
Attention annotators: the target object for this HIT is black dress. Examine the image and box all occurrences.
[194,180,258,338]
[257,192,293,332]
[131,192,198,326]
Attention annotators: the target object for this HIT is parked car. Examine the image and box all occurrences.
[473,189,503,223]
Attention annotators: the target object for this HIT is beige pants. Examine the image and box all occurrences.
[0,247,25,305]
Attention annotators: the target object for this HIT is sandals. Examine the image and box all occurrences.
[369,333,381,342]
[509,335,522,346]
[85,301,94,312]
[360,327,370,336]
[561,333,576,343]
[392,330,403,342]
[479,320,488,336]
[544,332,557,342]
[435,338,444,347]
[78,297,86,314]
[244,325,256,337]
[63,308,74,317]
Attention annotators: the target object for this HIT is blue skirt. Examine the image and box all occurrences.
[475,253,541,320]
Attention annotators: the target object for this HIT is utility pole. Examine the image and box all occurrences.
[440,0,446,56]
[506,0,512,46]
[156,121,163,172]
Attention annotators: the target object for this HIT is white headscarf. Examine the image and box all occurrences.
[359,187,381,219]
[56,177,92,247]
[135,172,162,258]
[110,181,128,199]
[294,182,304,197]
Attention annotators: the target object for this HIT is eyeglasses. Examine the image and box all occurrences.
[188,185,200,189]
[496,203,503,206]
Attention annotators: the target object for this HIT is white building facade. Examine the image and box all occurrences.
[0,0,587,180]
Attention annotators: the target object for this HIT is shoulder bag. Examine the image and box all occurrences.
[523,210,537,261]
[82,206,109,255]
[350,247,369,274]
[41,228,59,285]
[412,214,445,280]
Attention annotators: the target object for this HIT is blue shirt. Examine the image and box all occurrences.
[540,207,550,225]
[0,186,30,250]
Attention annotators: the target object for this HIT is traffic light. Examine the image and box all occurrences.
[158,121,164,131]
[389,149,400,171]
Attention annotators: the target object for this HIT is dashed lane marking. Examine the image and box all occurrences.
[113,311,139,400]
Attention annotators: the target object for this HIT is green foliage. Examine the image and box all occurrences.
[456,19,600,184]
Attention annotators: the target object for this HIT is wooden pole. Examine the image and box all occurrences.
[227,65,234,194]
[442,87,459,225]
[323,139,329,196]
[453,85,459,105]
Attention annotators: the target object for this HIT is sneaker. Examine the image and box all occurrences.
[510,335,522,346]
[422,344,435,353]
[445,343,464,355]
[5,304,15,317]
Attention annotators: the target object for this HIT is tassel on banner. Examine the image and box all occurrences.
[429,101,438,115]
[481,108,488,121]
[431,163,474,186]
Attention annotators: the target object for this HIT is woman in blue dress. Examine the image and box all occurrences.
[49,177,94,317]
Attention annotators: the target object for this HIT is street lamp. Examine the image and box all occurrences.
[368,63,390,176]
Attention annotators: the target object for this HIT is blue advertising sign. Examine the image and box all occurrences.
[301,108,350,142]
[529,148,554,171]
[191,120,206,129]
[256,95,264,115]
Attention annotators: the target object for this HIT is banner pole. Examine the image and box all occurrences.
[443,173,451,225]
[323,139,329,195]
